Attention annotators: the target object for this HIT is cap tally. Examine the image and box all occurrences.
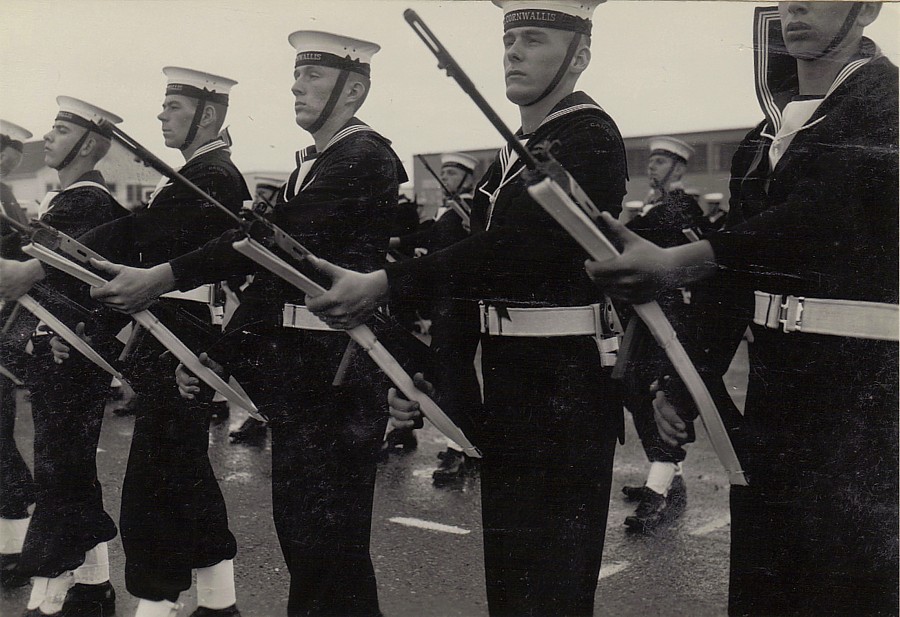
[289,30,380,78]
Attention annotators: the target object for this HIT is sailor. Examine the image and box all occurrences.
[0,119,35,590]
[383,152,483,479]
[586,3,898,614]
[0,97,129,617]
[390,152,478,257]
[78,68,248,617]
[305,1,628,613]
[88,31,405,617]
[617,136,706,532]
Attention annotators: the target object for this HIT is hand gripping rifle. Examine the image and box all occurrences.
[405,9,745,484]
[1,212,260,418]
[2,214,125,383]
[104,123,481,458]
[415,154,471,229]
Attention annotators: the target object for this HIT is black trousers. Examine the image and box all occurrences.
[271,389,385,617]
[213,322,387,617]
[727,331,899,616]
[621,319,689,465]
[120,344,236,602]
[479,335,621,617]
[18,351,116,578]
[0,305,35,521]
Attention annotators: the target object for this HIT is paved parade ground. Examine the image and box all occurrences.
[2,344,748,617]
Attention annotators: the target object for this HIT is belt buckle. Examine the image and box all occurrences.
[779,295,805,333]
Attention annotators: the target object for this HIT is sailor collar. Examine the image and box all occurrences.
[292,117,375,166]
[38,170,109,219]
[186,135,231,165]
[753,6,880,135]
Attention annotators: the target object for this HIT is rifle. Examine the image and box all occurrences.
[404,9,745,484]
[1,212,260,418]
[415,154,471,228]
[103,123,481,458]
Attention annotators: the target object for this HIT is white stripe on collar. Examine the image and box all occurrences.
[187,137,230,164]
[323,123,374,153]
[539,103,604,130]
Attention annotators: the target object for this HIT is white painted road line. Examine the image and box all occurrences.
[689,515,731,536]
[389,517,471,535]
[598,561,630,580]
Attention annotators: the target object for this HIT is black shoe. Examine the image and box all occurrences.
[189,605,241,617]
[624,478,688,533]
[432,449,479,487]
[229,417,268,444]
[380,427,418,459]
[624,489,669,532]
[621,484,653,502]
[0,553,30,589]
[61,581,115,616]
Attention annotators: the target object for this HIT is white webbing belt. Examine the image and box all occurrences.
[282,303,336,332]
[753,291,899,341]
[479,302,619,366]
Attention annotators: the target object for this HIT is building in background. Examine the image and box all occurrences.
[3,140,163,216]
[412,127,751,220]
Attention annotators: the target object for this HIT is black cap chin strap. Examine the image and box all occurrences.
[180,98,207,151]
[307,69,351,134]
[524,32,581,107]
[813,3,864,60]
[52,129,92,170]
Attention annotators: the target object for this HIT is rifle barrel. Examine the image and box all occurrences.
[404,9,538,169]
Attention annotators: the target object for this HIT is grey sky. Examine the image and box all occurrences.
[2,1,897,176]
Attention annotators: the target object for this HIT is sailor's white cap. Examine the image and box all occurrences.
[289,31,380,78]
[163,66,236,105]
[0,120,32,143]
[55,96,122,137]
[493,1,604,34]
[441,153,478,173]
[649,136,695,163]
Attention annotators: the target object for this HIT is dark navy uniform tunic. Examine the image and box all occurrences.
[386,92,628,617]
[683,44,898,616]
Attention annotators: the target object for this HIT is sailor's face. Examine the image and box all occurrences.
[778,2,859,60]
[42,121,87,168]
[0,146,23,176]
[292,64,340,131]
[158,95,197,148]
[440,166,468,194]
[647,154,677,188]
[502,27,573,105]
